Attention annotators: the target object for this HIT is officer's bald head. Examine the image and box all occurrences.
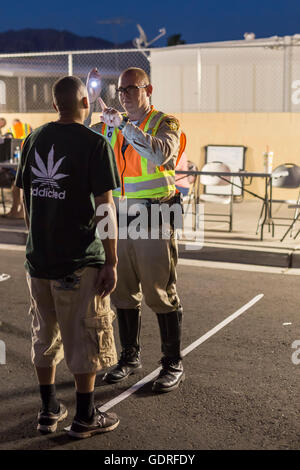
[52,76,87,113]
[120,68,150,86]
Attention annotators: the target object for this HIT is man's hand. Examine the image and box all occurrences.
[86,68,102,104]
[95,263,117,298]
[99,97,123,128]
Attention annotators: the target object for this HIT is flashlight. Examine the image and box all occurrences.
[87,73,101,103]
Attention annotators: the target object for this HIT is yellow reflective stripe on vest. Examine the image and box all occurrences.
[143,110,159,133]
[120,169,174,184]
[140,110,162,176]
[124,175,174,192]
[103,124,118,148]
[151,113,165,136]
[24,123,31,135]
[113,171,176,198]
[113,185,175,198]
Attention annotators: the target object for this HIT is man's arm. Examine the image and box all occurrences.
[88,133,120,298]
[15,139,29,227]
[94,190,118,298]
[121,118,181,167]
[21,190,29,229]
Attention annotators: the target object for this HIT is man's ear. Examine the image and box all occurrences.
[82,96,89,109]
[146,84,153,97]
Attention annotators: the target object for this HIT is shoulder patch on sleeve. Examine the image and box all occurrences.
[164,117,180,132]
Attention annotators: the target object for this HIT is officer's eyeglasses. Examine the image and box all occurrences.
[116,85,149,96]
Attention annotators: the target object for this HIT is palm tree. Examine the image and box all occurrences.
[167,34,186,46]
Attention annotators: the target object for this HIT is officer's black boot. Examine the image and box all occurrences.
[105,308,142,384]
[152,308,185,393]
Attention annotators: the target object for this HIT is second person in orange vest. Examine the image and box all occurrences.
[6,119,32,139]
[85,67,185,393]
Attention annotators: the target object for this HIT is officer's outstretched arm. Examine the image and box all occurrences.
[122,118,181,167]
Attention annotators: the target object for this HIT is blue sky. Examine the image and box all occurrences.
[1,0,300,45]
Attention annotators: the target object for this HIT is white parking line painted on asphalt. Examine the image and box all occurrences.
[98,294,264,413]
[0,273,10,282]
[64,294,263,430]
[178,258,300,275]
[181,294,264,356]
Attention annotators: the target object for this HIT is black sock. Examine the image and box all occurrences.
[75,391,95,422]
[39,384,60,413]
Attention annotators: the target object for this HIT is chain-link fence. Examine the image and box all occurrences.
[0,49,150,113]
[1,37,300,113]
[151,37,300,113]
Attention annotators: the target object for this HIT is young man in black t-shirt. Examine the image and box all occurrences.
[16,76,121,439]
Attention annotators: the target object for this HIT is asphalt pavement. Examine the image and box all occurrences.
[0,248,299,452]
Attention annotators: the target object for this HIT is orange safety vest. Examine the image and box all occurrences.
[95,107,186,199]
[8,122,32,139]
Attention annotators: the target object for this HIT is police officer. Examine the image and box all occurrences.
[86,67,185,393]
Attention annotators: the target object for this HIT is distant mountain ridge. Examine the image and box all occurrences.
[0,28,134,53]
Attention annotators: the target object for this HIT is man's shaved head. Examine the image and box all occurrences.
[52,76,87,113]
[120,68,150,86]
[0,117,6,129]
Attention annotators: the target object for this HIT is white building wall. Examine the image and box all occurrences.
[150,42,292,113]
[150,48,200,113]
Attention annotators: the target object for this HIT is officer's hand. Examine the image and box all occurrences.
[98,97,123,128]
[95,263,117,298]
[86,68,102,103]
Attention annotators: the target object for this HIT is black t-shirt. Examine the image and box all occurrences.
[15,121,120,279]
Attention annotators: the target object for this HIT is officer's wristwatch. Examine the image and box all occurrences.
[118,115,129,130]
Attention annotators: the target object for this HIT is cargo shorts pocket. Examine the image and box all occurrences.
[84,311,117,369]
[53,272,82,291]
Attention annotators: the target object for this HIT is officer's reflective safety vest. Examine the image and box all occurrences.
[99,107,185,199]
[8,122,32,139]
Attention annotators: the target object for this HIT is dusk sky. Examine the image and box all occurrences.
[1,0,300,46]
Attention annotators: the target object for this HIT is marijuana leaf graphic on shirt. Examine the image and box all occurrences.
[31,146,68,188]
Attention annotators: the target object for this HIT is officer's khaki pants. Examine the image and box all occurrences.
[111,230,181,314]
